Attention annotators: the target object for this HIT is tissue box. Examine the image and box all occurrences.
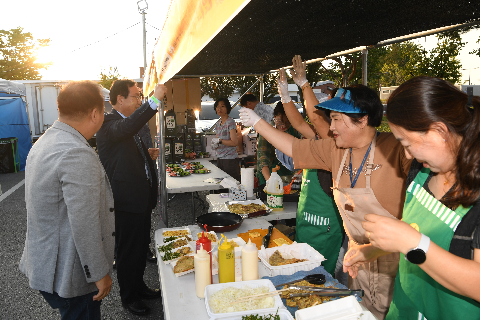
[229,186,247,201]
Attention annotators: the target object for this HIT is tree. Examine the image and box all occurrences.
[232,73,279,103]
[379,42,423,87]
[0,27,51,80]
[99,67,121,90]
[416,31,464,84]
[200,76,237,101]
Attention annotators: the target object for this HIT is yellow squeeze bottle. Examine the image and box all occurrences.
[218,234,235,283]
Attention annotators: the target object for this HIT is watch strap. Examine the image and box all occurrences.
[417,233,430,253]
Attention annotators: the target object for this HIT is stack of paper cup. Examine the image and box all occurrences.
[241,168,255,199]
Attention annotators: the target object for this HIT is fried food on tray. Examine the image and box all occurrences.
[173,256,194,274]
[229,240,239,247]
[163,229,190,237]
[279,280,337,309]
[228,203,266,215]
[249,232,262,238]
[273,238,290,246]
[197,232,217,242]
[268,250,307,266]
[171,238,188,249]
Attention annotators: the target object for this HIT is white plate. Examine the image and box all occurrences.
[160,227,192,243]
[205,279,285,319]
[161,243,194,264]
[258,243,325,276]
[170,254,195,277]
[295,296,363,320]
[211,308,294,320]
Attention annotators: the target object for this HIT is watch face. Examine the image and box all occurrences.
[406,248,426,264]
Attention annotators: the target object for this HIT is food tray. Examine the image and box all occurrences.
[161,227,192,240]
[212,308,294,320]
[196,231,218,243]
[171,254,195,277]
[237,228,293,250]
[226,199,272,218]
[160,243,194,265]
[295,296,368,320]
[258,243,325,276]
[204,279,285,319]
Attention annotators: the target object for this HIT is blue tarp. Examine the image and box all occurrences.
[0,97,32,171]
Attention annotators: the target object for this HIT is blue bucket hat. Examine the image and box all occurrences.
[314,88,366,114]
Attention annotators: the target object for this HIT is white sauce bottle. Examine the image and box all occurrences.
[194,244,211,298]
[241,239,259,281]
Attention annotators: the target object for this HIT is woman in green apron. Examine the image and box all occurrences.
[345,76,480,319]
[276,76,345,276]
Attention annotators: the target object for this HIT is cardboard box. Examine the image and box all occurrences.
[243,133,257,156]
[164,138,173,164]
[229,186,247,201]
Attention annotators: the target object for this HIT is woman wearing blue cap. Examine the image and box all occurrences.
[239,56,412,319]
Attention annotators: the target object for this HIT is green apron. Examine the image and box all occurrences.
[386,167,480,320]
[295,169,343,275]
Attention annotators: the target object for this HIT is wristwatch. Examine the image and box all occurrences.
[405,233,430,264]
[219,139,222,145]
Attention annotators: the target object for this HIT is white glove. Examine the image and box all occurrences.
[239,107,262,128]
[290,55,308,88]
[277,68,292,104]
[211,137,220,149]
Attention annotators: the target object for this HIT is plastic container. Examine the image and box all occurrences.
[265,166,283,211]
[258,242,326,276]
[295,296,376,320]
[195,245,211,298]
[204,279,285,319]
[218,234,235,283]
[241,239,259,281]
[218,308,294,320]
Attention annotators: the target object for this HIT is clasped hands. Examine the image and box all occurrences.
[343,213,422,278]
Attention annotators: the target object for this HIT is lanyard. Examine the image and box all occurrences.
[349,142,372,188]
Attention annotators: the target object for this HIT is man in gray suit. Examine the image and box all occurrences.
[20,81,115,320]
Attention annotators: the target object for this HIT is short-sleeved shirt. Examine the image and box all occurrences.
[292,132,412,219]
[214,117,238,159]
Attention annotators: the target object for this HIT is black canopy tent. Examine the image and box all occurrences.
[155,0,480,227]
[175,0,480,77]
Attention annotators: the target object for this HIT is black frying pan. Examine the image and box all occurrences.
[196,212,244,232]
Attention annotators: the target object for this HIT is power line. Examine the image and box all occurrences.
[69,22,141,53]
[146,22,161,31]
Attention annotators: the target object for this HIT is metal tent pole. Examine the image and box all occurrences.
[158,100,168,228]
[362,48,368,86]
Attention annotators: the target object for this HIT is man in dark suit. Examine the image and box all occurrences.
[96,80,166,316]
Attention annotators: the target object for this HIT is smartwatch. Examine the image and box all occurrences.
[405,233,430,264]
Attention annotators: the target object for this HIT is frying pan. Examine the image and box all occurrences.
[196,212,244,232]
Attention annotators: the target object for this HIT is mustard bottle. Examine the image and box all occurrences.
[241,239,259,281]
[194,244,211,298]
[218,234,235,283]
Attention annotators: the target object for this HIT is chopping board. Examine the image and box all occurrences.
[237,228,293,250]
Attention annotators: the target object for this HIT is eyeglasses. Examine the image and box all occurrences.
[129,95,142,101]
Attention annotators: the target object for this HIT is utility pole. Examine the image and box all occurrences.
[137,0,148,75]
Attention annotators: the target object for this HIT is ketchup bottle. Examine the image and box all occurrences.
[196,226,212,284]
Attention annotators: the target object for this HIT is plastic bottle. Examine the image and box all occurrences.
[266,166,284,211]
[196,231,213,284]
[194,244,211,298]
[241,239,259,281]
[218,234,235,283]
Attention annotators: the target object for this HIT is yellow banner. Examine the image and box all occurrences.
[144,0,250,95]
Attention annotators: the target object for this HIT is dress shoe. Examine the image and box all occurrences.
[146,250,157,263]
[122,300,151,316]
[139,287,162,300]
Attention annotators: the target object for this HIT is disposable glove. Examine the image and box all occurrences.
[290,55,308,88]
[211,137,220,149]
[239,107,262,128]
[277,68,292,104]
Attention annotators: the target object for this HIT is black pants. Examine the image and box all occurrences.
[217,158,240,181]
[115,209,151,304]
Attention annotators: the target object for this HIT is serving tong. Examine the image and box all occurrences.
[286,285,364,298]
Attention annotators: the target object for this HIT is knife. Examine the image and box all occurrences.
[262,225,274,248]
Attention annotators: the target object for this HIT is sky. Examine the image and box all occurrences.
[2,0,480,85]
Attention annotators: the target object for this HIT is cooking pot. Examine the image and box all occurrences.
[196,212,244,232]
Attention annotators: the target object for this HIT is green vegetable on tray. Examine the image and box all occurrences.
[241,309,280,320]
[158,242,174,252]
[163,236,178,243]
[161,250,181,261]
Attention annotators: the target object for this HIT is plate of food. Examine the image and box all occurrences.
[226,199,271,218]
[160,243,194,264]
[171,254,195,277]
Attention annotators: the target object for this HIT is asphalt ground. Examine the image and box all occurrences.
[0,171,209,320]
